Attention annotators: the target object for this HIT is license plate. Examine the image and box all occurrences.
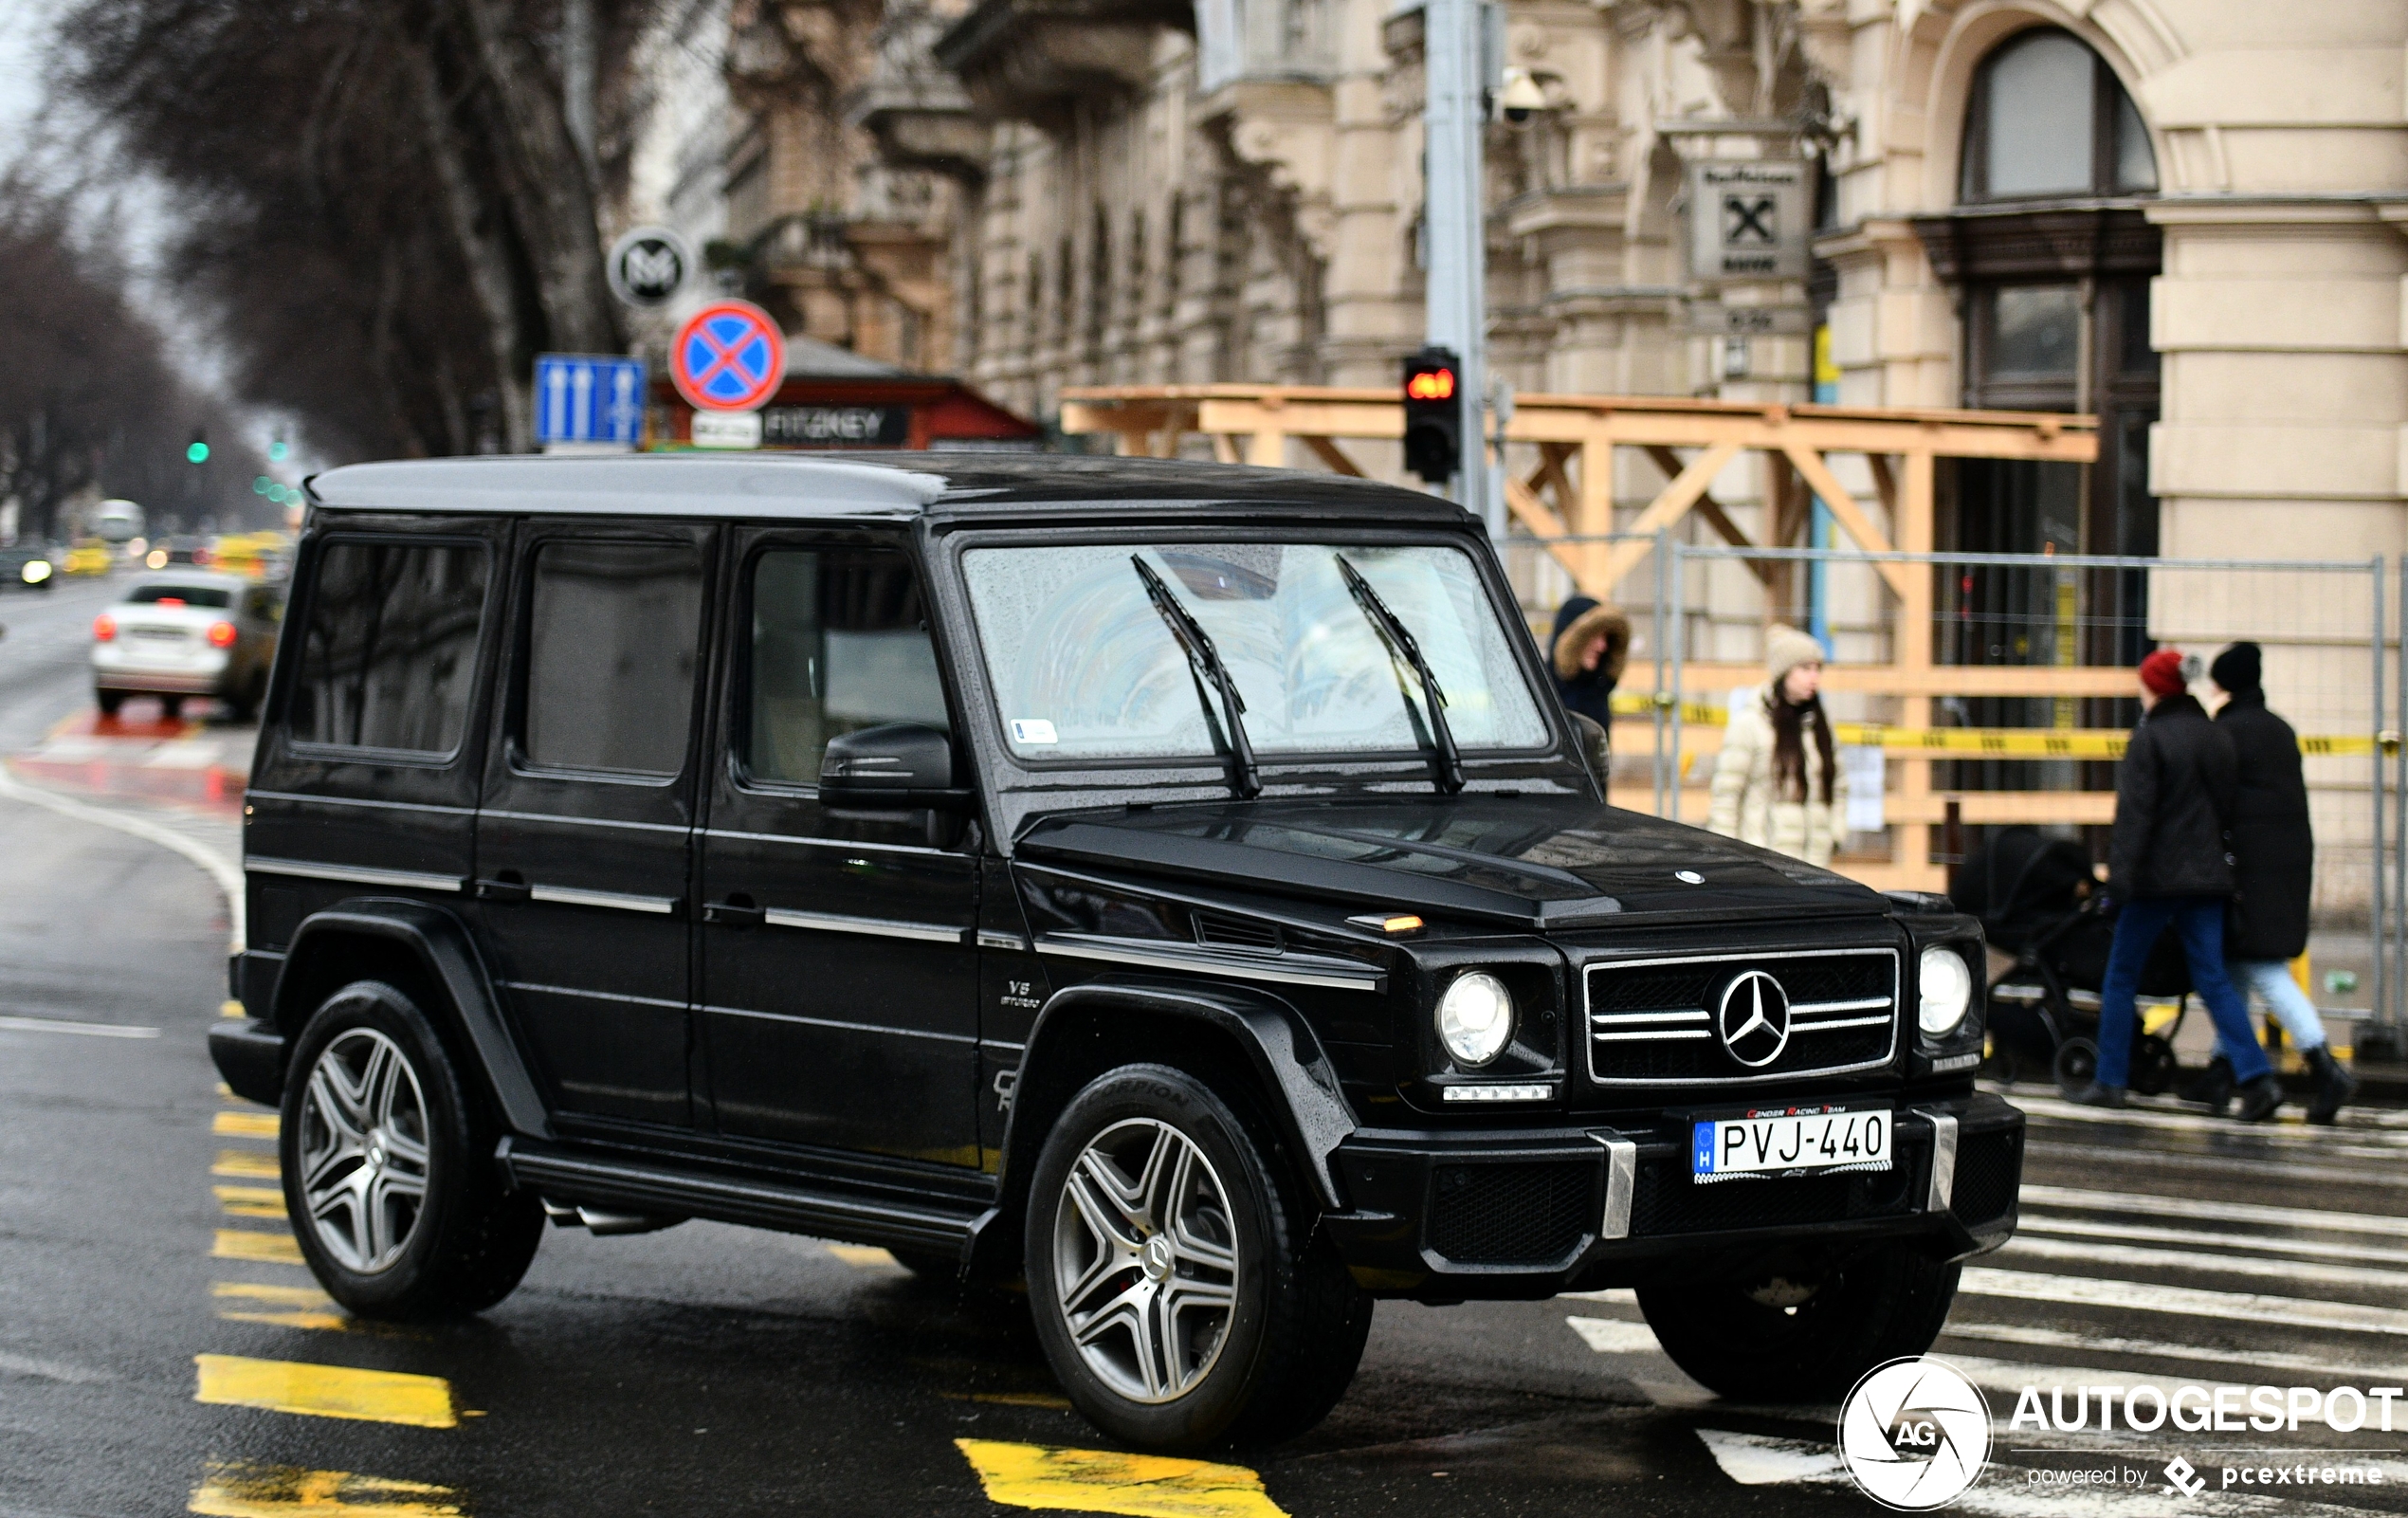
[1691,1105,1891,1180]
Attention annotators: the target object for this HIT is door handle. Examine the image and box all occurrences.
[704,895,765,928]
[475,871,531,903]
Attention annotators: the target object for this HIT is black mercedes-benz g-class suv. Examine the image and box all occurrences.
[210,452,2020,1453]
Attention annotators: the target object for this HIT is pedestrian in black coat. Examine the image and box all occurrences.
[1550,595,1628,788]
[2070,647,2279,1118]
[2192,641,2355,1122]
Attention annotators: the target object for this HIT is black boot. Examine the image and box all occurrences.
[2064,1083,2126,1108]
[2232,1072,2284,1124]
[2305,1046,2359,1125]
[2178,1054,2235,1112]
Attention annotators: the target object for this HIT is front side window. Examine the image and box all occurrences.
[747,546,949,786]
[288,540,487,754]
[524,540,703,776]
[961,540,1548,764]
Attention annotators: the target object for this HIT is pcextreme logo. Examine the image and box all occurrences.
[1838,1356,1994,1510]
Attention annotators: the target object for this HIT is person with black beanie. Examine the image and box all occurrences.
[2182,641,2358,1123]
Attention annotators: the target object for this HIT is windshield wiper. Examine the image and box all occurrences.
[1132,555,1261,799]
[1335,555,1464,795]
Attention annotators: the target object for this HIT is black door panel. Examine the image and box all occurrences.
[472,521,715,1128]
[697,533,980,1165]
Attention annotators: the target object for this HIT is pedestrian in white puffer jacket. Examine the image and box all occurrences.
[1706,624,1849,868]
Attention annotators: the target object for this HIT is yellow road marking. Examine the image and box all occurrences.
[955,1440,1288,1518]
[215,1110,280,1139]
[193,1354,458,1429]
[827,1244,901,1268]
[217,1184,288,1219]
[943,1389,1074,1410]
[214,1149,283,1180]
[220,1000,246,1020]
[190,1459,461,1516]
[213,1282,349,1332]
[214,1229,305,1266]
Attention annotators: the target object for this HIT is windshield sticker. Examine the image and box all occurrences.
[1010,718,1059,745]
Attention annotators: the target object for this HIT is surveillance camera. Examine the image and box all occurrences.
[1497,67,1548,125]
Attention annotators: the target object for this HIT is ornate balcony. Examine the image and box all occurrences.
[933,0,1193,127]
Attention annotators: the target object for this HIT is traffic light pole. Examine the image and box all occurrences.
[1423,0,1495,538]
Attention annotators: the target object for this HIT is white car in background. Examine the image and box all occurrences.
[91,573,283,722]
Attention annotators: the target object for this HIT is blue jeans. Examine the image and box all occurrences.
[2225,958,2328,1052]
[2096,896,2270,1088]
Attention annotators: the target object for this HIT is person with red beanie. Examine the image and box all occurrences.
[2067,647,2280,1118]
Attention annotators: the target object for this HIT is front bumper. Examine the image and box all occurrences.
[1321,1090,2022,1301]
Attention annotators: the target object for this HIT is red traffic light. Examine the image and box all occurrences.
[1405,367,1456,402]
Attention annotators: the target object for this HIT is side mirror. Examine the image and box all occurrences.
[817,722,976,813]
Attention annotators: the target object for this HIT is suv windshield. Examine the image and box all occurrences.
[961,540,1548,763]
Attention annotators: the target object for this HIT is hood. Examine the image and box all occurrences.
[1013,795,1886,931]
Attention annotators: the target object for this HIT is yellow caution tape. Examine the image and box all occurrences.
[1603,692,2391,758]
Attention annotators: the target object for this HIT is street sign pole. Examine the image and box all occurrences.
[1424,0,1496,538]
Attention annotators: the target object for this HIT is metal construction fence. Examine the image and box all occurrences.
[1501,531,2406,1049]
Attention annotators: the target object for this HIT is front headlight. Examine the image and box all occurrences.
[1436,971,1514,1067]
[21,559,50,583]
[1918,945,1974,1036]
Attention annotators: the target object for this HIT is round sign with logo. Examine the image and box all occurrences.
[671,300,786,413]
[607,226,691,308]
[1837,1356,1991,1510]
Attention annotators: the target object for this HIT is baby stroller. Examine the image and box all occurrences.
[1951,826,2194,1095]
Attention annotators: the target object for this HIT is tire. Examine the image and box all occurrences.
[1024,1063,1372,1453]
[1636,1245,1961,1403]
[279,980,543,1320]
[2052,1036,2099,1095]
[95,688,124,718]
[160,694,184,720]
[225,670,265,724]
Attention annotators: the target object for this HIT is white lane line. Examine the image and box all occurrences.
[1559,1288,1637,1305]
[1997,1236,2408,1295]
[2021,1184,2408,1241]
[1961,1267,2408,1337]
[2019,1094,2408,1150]
[2019,1215,2408,1270]
[1696,1430,2386,1515]
[1940,1321,2408,1384]
[1565,1316,1658,1353]
[0,1014,161,1039]
[0,769,243,951]
[2026,1141,2408,1191]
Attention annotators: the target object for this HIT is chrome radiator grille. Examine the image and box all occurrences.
[1583,947,1899,1085]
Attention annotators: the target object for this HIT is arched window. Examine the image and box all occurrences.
[1961,28,2156,202]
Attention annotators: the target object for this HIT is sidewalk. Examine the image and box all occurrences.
[5,708,250,813]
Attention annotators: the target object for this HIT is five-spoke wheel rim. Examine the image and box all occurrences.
[1051,1117,1241,1404]
[297,1028,430,1274]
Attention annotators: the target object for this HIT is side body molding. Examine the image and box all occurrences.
[277,901,553,1140]
[1006,978,1358,1213]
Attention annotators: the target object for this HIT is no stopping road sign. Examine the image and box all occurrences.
[671,300,786,412]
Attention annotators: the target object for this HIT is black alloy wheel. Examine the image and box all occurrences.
[1024,1064,1371,1453]
[279,980,543,1319]
[1636,1245,1962,1403]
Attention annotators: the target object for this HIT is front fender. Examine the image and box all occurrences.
[1005,977,1358,1213]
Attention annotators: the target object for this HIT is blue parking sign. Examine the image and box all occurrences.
[535,354,648,446]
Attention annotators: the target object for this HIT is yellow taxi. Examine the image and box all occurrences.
[63,540,114,576]
[211,531,293,580]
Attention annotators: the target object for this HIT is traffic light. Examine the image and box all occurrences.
[267,437,289,462]
[186,433,209,465]
[1401,346,1461,484]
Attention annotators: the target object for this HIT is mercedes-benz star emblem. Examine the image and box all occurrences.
[1716,968,1791,1068]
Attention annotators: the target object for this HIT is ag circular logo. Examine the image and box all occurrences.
[1715,968,1791,1068]
[1838,1356,1991,1510]
[608,226,691,307]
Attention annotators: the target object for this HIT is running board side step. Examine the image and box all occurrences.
[498,1138,985,1254]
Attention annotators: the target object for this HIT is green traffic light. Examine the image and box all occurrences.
[252,476,271,494]
[268,441,289,462]
[187,441,210,464]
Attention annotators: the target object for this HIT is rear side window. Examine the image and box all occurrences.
[288,541,489,754]
[127,584,233,608]
[524,540,704,776]
[748,547,948,786]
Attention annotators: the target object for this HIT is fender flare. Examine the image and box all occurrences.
[1002,977,1357,1214]
[278,900,552,1140]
